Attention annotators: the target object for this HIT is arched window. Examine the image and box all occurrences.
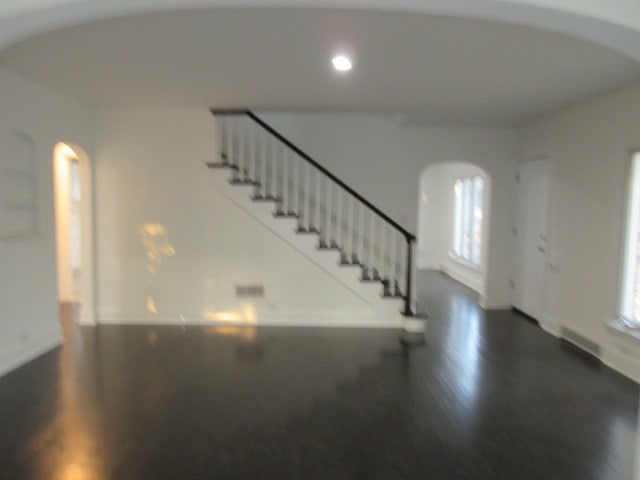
[452,176,483,266]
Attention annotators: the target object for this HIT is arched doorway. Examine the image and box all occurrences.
[53,142,94,325]
[416,162,492,305]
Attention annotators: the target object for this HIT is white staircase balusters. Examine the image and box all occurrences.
[212,110,422,321]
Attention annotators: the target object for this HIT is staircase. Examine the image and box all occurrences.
[207,110,426,333]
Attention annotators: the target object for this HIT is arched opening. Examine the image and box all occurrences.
[416,162,492,306]
[53,142,94,326]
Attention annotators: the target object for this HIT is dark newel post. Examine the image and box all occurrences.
[403,237,413,316]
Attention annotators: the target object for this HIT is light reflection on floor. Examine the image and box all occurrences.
[443,293,482,415]
[32,303,106,480]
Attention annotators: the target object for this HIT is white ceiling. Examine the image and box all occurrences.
[1,7,639,125]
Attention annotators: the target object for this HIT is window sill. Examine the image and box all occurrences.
[447,251,482,273]
[606,318,640,344]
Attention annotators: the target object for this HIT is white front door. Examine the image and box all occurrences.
[513,158,551,320]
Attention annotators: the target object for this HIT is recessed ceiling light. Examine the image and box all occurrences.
[332,55,352,72]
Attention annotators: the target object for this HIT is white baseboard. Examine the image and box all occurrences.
[439,264,482,295]
[0,331,63,378]
[479,295,487,309]
[603,324,640,384]
[539,314,561,337]
[533,317,639,384]
[97,310,403,329]
[78,309,96,326]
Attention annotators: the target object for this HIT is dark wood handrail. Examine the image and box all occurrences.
[211,108,416,242]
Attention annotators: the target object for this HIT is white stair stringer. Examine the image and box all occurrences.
[209,169,405,328]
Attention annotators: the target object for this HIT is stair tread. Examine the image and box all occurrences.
[206,162,239,171]
[360,277,383,283]
[273,212,298,218]
[382,292,405,299]
[317,245,340,251]
[229,178,259,186]
[251,195,280,202]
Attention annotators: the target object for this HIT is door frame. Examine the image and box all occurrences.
[513,153,553,327]
[53,142,96,326]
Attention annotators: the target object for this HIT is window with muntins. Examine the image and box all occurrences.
[452,176,483,266]
[619,152,640,328]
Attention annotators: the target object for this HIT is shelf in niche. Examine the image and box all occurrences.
[0,130,39,239]
[1,167,37,179]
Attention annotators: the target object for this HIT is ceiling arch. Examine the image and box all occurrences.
[2,7,638,124]
[1,0,640,62]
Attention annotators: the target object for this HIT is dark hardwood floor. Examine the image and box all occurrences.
[1,271,638,479]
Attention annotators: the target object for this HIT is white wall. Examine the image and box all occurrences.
[519,81,640,382]
[260,112,517,308]
[94,108,372,326]
[417,163,447,270]
[418,162,489,296]
[0,67,94,376]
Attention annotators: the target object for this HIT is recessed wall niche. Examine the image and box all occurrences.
[0,130,39,239]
